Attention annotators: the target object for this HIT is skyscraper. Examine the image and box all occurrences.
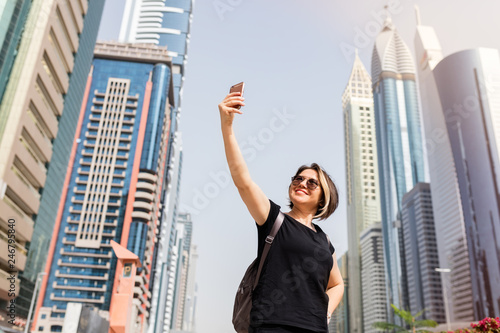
[0,0,104,314]
[0,0,32,102]
[329,253,349,333]
[413,13,474,321]
[342,51,382,333]
[33,42,175,333]
[433,47,500,318]
[360,223,388,333]
[149,131,184,333]
[371,17,426,314]
[401,183,445,322]
[171,212,196,331]
[116,2,194,331]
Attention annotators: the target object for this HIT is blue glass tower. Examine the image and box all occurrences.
[34,42,175,333]
[0,0,32,103]
[117,2,193,330]
[433,48,500,319]
[371,18,426,316]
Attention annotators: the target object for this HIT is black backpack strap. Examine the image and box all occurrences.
[253,211,285,289]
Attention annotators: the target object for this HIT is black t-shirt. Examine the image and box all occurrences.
[250,200,335,332]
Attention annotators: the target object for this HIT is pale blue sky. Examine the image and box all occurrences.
[98,1,500,331]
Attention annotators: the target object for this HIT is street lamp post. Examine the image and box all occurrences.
[435,268,451,331]
[24,272,47,333]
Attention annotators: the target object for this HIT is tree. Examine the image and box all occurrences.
[373,304,438,333]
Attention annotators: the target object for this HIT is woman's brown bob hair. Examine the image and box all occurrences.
[288,163,339,221]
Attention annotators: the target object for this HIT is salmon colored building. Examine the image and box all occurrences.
[32,41,175,333]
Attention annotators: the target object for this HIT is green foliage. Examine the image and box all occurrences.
[373,304,438,333]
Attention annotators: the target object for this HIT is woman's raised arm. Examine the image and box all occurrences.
[219,92,270,225]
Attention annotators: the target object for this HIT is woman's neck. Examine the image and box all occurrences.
[287,207,315,227]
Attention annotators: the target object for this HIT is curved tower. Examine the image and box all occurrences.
[371,17,426,315]
[414,13,474,321]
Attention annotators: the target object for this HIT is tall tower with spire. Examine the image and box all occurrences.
[371,17,426,315]
[413,7,474,322]
[342,51,384,333]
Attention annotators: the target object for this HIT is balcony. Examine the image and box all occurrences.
[57,259,110,270]
[0,268,19,301]
[60,249,112,259]
[131,211,151,222]
[0,231,27,271]
[55,270,109,281]
[50,293,105,304]
[53,282,106,292]
[0,198,34,242]
[5,169,40,215]
[133,201,153,211]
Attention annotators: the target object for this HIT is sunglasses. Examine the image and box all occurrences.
[291,175,320,190]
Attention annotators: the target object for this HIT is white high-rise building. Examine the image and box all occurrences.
[182,244,198,331]
[360,223,388,333]
[342,51,383,333]
[413,8,474,321]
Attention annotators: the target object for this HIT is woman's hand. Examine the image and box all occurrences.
[218,92,245,127]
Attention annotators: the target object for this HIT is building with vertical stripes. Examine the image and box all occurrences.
[0,0,104,315]
[433,47,500,319]
[342,50,383,333]
[401,183,445,322]
[171,212,197,331]
[33,41,175,333]
[371,16,426,316]
[0,0,32,103]
[360,222,388,333]
[329,253,348,333]
[413,12,474,321]
[117,2,194,331]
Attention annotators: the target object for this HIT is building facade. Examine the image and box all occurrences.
[329,253,349,333]
[116,2,195,331]
[413,16,474,321]
[401,183,445,322]
[342,51,382,333]
[371,17,426,315]
[150,131,183,333]
[360,223,388,333]
[171,212,196,331]
[433,47,500,318]
[33,42,175,333]
[0,0,104,311]
[0,0,32,102]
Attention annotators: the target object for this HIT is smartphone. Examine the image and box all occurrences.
[229,82,245,109]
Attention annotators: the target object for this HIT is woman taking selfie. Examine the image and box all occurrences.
[219,89,344,333]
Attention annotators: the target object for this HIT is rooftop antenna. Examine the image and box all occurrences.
[414,4,421,26]
[383,2,392,26]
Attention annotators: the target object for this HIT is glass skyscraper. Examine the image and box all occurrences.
[433,48,500,319]
[34,42,175,333]
[371,17,426,315]
[0,0,32,102]
[413,14,474,321]
[116,2,194,331]
[401,183,445,322]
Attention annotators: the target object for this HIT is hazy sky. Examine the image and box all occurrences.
[97,1,500,331]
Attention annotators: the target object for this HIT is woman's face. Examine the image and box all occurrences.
[289,168,323,210]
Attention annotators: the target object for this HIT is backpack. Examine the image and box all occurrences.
[232,212,285,333]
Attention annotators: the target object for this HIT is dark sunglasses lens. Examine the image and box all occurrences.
[292,176,304,185]
[307,179,319,189]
